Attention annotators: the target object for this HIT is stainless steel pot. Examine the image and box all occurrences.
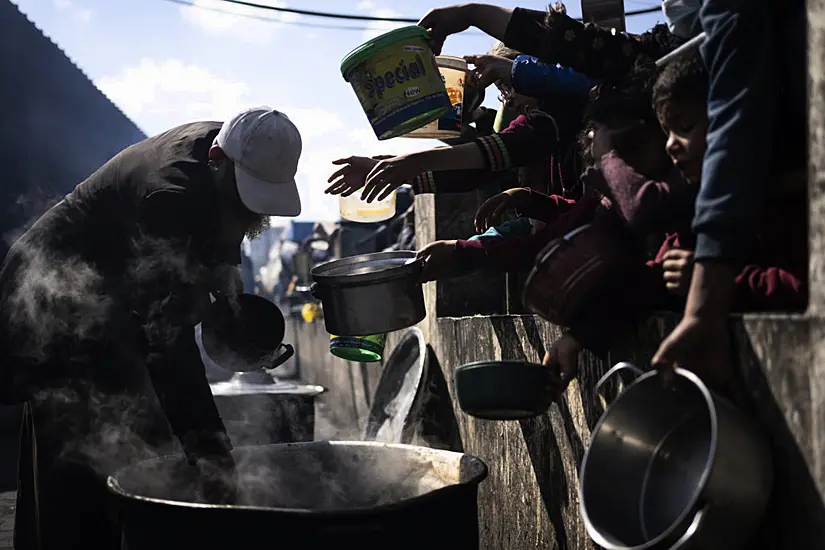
[210,373,325,446]
[580,363,773,550]
[107,441,488,549]
[310,251,426,337]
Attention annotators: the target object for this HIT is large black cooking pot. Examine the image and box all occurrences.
[107,441,488,550]
[201,294,294,371]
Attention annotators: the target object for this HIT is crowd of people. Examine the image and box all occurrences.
[326,1,807,390]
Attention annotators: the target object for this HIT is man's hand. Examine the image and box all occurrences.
[474,188,533,233]
[363,154,427,202]
[542,333,583,392]
[418,4,475,56]
[662,249,695,296]
[652,261,737,387]
[325,156,382,197]
[465,54,514,89]
[417,240,459,282]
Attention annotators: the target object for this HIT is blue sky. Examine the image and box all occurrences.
[10,0,663,223]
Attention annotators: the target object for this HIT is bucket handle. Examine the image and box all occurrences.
[269,343,295,369]
[594,362,645,411]
[670,505,707,550]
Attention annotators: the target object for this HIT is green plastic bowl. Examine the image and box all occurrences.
[329,334,386,363]
[454,361,555,420]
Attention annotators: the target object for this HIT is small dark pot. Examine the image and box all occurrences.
[454,361,555,420]
[201,294,294,372]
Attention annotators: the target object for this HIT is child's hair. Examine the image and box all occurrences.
[488,40,522,60]
[578,61,658,165]
[652,50,709,119]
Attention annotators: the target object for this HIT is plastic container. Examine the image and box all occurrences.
[341,26,452,140]
[339,188,397,223]
[404,56,467,139]
[329,333,387,362]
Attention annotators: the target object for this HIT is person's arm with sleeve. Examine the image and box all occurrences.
[134,190,234,471]
[418,4,681,81]
[652,1,778,386]
[418,193,603,281]
[409,112,562,194]
[510,55,599,99]
[328,111,565,200]
[583,152,697,234]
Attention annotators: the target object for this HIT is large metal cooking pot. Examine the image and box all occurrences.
[107,441,488,550]
[580,363,773,550]
[201,293,294,371]
[310,251,426,336]
[210,372,325,446]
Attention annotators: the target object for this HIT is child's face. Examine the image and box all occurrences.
[658,100,708,185]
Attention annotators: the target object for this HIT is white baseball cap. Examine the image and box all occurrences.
[214,107,302,216]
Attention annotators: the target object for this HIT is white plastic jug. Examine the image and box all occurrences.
[339,189,397,223]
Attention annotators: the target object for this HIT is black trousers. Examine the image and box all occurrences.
[14,369,177,550]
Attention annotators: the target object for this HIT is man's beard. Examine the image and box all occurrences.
[245,215,270,240]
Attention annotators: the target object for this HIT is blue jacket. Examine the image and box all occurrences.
[511,55,599,100]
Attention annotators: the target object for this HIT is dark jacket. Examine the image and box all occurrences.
[0,121,236,550]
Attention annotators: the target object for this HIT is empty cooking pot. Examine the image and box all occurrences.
[310,251,426,336]
[454,361,555,420]
[580,362,773,550]
[201,294,294,372]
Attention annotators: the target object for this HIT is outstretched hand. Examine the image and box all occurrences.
[474,187,532,233]
[325,156,382,197]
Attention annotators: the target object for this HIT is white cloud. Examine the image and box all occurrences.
[179,0,298,46]
[53,0,92,23]
[96,58,355,221]
[96,59,253,132]
[355,1,406,42]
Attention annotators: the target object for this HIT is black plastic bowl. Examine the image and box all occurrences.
[453,361,554,420]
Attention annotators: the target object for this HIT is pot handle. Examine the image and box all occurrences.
[670,505,707,550]
[309,282,323,300]
[269,343,295,369]
[595,362,645,411]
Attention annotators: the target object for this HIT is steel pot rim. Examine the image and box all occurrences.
[579,367,719,550]
[311,251,422,287]
[106,440,489,517]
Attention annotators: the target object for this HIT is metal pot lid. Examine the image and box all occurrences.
[210,376,326,397]
[311,251,419,286]
[363,328,427,444]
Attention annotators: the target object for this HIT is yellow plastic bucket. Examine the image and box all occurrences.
[340,26,452,141]
[329,333,387,363]
[404,56,467,139]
